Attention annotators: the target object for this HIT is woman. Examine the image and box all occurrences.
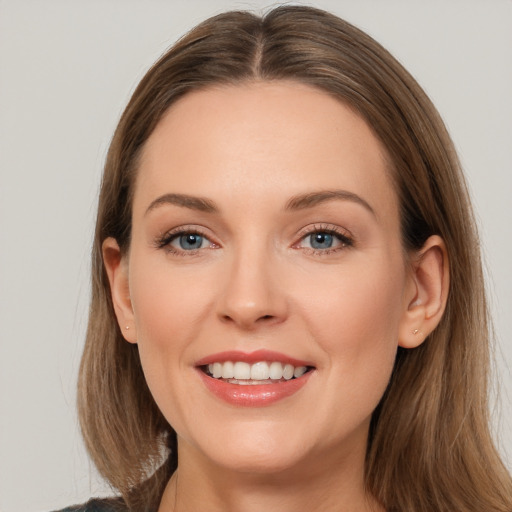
[68,5,512,512]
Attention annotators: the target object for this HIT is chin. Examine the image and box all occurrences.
[182,419,316,475]
[208,445,308,475]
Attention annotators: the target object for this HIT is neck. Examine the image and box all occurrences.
[158,439,384,512]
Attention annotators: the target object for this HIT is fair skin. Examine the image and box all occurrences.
[103,81,448,512]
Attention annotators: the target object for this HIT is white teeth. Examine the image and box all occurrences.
[269,361,284,380]
[282,364,294,380]
[221,361,234,379]
[233,361,251,379]
[206,360,309,382]
[294,366,307,378]
[250,361,270,380]
[212,362,223,379]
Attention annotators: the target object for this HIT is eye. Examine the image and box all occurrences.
[155,227,218,255]
[295,225,353,254]
[172,233,208,251]
[307,232,337,250]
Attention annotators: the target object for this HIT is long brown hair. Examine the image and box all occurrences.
[78,6,512,511]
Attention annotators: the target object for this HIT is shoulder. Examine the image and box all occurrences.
[52,497,128,512]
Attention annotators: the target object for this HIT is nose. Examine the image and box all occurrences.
[217,247,288,330]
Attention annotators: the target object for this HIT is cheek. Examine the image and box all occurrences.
[127,256,213,432]
[303,260,404,337]
[130,256,210,347]
[298,258,405,404]
[127,254,213,404]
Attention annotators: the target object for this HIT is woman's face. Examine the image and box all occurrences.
[114,82,419,475]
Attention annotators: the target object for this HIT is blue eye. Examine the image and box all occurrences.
[174,233,206,250]
[309,232,334,249]
[297,227,352,253]
[156,228,218,255]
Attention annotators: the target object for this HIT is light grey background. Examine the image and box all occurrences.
[0,1,511,510]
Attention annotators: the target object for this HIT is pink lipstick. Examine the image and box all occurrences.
[195,350,314,407]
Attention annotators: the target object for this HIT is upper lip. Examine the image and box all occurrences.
[195,349,314,368]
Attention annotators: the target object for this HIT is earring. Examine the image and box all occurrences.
[412,329,419,335]
[125,326,130,330]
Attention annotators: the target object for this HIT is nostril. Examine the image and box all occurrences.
[222,313,277,324]
[257,314,279,324]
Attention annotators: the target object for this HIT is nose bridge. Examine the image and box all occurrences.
[218,235,287,329]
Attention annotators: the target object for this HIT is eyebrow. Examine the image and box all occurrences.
[145,193,219,215]
[145,189,375,217]
[285,190,375,216]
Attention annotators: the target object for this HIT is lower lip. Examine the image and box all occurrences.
[196,369,313,407]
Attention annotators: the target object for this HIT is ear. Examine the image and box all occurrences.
[398,235,449,349]
[102,237,137,344]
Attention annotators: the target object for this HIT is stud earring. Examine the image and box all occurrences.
[412,329,419,335]
[125,325,130,330]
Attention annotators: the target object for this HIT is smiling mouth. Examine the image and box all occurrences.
[201,361,315,385]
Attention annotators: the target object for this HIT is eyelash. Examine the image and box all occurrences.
[154,223,354,257]
[155,226,216,256]
[294,223,354,256]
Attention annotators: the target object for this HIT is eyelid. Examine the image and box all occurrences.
[293,223,354,253]
[154,225,219,254]
[154,222,353,256]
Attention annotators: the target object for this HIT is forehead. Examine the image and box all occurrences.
[135,81,397,220]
